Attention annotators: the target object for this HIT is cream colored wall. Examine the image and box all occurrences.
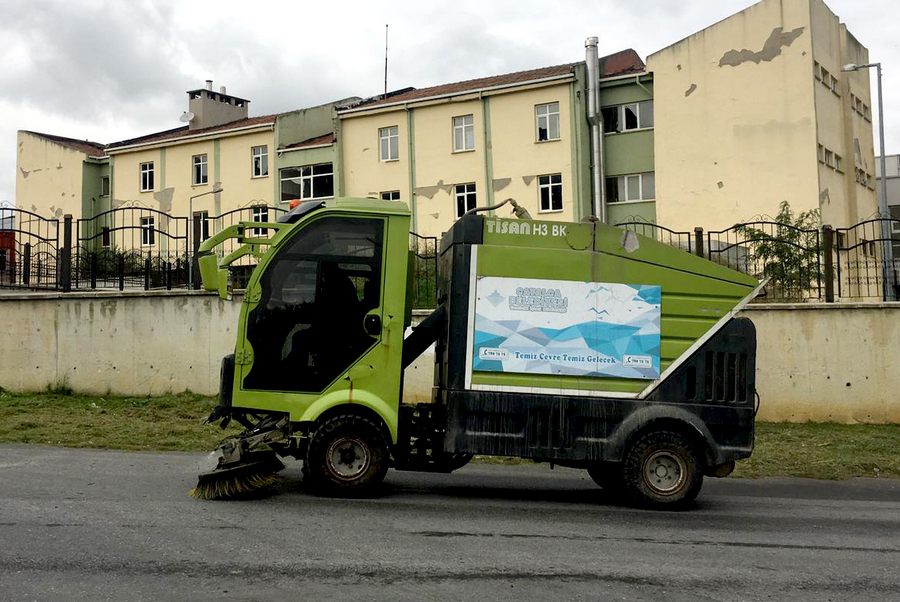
[110,129,275,219]
[809,0,877,227]
[218,131,274,212]
[340,83,575,238]
[410,99,485,238]
[647,0,819,232]
[16,131,87,218]
[340,111,410,202]
[111,148,164,208]
[486,84,576,228]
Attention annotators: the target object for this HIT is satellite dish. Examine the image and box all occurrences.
[180,111,195,123]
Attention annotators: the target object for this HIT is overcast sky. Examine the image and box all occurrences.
[2,0,898,207]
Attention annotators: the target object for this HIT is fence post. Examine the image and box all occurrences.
[144,258,151,290]
[822,225,834,303]
[23,242,31,286]
[191,215,202,290]
[60,214,73,292]
[166,261,172,290]
[90,253,97,289]
[693,227,705,258]
[118,256,125,291]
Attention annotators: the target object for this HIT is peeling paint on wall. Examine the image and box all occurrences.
[819,188,831,204]
[492,177,511,192]
[685,83,697,97]
[718,26,805,67]
[414,180,452,199]
[153,188,175,212]
[522,175,535,186]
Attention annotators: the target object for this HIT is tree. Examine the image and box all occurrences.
[734,201,821,300]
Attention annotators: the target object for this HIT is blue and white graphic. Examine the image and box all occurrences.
[473,277,661,380]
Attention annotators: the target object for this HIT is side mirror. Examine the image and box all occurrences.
[363,314,382,336]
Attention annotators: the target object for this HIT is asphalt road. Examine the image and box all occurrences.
[1,445,898,601]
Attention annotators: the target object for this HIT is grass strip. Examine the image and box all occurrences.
[0,390,897,480]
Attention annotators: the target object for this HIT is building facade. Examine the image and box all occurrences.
[647,0,877,232]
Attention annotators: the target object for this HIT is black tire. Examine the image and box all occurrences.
[621,430,703,510]
[304,414,389,497]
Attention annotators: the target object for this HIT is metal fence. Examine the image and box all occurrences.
[2,204,898,302]
[0,204,60,290]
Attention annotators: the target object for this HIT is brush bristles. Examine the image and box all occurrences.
[190,472,281,500]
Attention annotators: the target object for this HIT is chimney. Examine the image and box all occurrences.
[187,80,250,131]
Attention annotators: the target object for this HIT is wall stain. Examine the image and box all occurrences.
[819,188,831,204]
[717,181,725,189]
[522,175,536,187]
[718,26,805,67]
[685,83,697,97]
[414,180,453,199]
[154,188,175,212]
[492,178,512,192]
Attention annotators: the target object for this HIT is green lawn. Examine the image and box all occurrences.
[0,390,896,480]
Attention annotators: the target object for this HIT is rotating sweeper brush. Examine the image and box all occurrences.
[190,415,290,500]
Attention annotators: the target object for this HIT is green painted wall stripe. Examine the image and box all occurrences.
[482,97,494,210]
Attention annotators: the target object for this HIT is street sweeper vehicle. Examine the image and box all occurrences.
[191,197,761,509]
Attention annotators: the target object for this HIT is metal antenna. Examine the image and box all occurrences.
[384,24,389,97]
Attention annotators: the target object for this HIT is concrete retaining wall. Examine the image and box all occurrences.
[1,292,897,423]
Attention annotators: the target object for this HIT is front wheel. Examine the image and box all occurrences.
[621,430,703,510]
[304,414,389,497]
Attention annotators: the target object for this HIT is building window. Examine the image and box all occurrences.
[834,155,843,173]
[452,114,475,152]
[817,144,825,163]
[192,154,208,185]
[380,191,401,201]
[379,126,399,161]
[252,145,269,177]
[455,183,477,218]
[602,100,654,133]
[140,162,154,192]
[814,61,821,81]
[824,149,834,168]
[193,210,210,242]
[101,226,110,247]
[140,216,155,246]
[829,74,839,96]
[606,172,656,202]
[100,176,110,196]
[538,174,563,212]
[280,163,334,203]
[251,205,269,236]
[535,102,560,142]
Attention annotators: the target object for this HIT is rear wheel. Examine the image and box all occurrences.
[621,430,703,509]
[304,414,389,497]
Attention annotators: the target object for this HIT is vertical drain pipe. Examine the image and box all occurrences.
[585,36,606,222]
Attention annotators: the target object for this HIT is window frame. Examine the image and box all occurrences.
[100,175,110,197]
[452,114,475,152]
[252,145,269,178]
[605,172,656,203]
[379,126,399,161]
[537,174,563,213]
[193,210,210,242]
[380,191,401,201]
[192,153,208,186]
[601,100,654,134]
[454,183,477,218]
[139,162,154,192]
[535,102,560,142]
[140,216,155,246]
[280,163,334,203]
[251,205,269,236]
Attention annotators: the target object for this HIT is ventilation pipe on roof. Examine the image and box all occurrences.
[585,37,606,222]
[219,86,226,94]
[205,79,213,91]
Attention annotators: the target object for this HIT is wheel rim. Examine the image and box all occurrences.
[642,450,687,495]
[326,436,370,481]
